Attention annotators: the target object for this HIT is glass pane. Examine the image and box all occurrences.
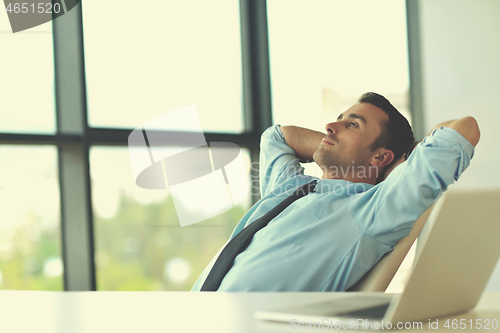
[90,147,252,290]
[267,0,410,131]
[0,11,56,134]
[83,0,244,133]
[0,146,62,290]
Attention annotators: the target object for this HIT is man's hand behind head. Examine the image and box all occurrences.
[378,116,480,184]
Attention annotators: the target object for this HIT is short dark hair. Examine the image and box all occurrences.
[358,92,415,160]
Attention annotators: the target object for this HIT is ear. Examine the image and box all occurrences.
[369,148,394,168]
[380,154,405,181]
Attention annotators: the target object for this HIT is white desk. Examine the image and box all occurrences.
[0,291,499,332]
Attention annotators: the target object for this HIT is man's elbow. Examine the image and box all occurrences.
[453,116,480,147]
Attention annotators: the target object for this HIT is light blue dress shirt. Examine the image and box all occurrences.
[191,125,474,291]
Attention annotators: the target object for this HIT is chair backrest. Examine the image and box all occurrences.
[347,205,436,292]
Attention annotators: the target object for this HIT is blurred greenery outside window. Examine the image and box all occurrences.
[0,146,62,290]
[90,148,251,291]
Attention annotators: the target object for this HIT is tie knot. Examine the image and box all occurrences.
[295,180,318,197]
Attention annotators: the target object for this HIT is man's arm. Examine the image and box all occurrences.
[280,126,325,163]
[430,116,480,147]
[360,117,477,245]
[380,116,479,182]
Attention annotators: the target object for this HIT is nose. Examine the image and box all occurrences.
[325,121,341,134]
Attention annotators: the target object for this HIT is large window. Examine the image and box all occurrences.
[1,0,413,291]
[81,0,250,290]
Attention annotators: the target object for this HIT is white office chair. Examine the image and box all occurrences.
[347,205,436,292]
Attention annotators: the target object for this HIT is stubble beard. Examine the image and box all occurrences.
[313,146,353,179]
[313,145,375,180]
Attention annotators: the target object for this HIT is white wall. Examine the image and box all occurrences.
[419,0,500,290]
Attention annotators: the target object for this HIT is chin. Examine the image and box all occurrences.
[312,149,321,161]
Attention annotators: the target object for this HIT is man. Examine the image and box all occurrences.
[191,92,479,292]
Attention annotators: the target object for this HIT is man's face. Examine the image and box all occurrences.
[313,102,388,178]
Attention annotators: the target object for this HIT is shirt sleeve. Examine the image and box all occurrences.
[259,125,304,197]
[350,127,475,245]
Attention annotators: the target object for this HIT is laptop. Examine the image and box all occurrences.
[255,190,500,329]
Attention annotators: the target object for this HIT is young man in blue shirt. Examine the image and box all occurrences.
[192,92,479,292]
